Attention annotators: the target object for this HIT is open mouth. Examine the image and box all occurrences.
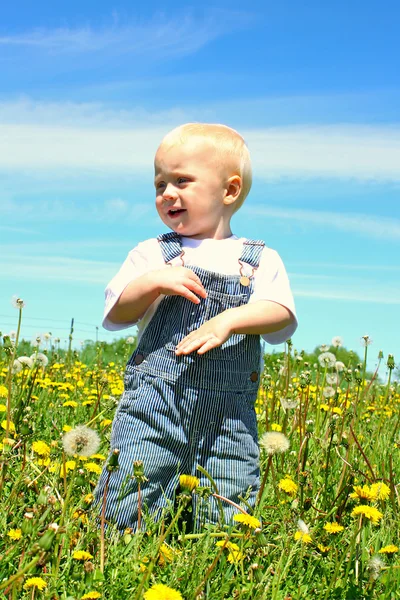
[168,208,186,218]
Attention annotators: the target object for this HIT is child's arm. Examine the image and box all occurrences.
[175,300,293,355]
[108,266,207,325]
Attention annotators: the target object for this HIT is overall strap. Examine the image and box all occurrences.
[238,239,265,269]
[157,232,184,264]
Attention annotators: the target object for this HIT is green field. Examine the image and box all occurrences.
[1,305,399,599]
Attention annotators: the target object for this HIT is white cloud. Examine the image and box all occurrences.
[245,206,400,241]
[1,101,399,182]
[0,11,249,58]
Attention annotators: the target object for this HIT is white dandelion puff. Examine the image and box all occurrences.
[43,332,52,341]
[30,352,49,367]
[331,336,343,348]
[126,336,135,344]
[326,373,339,385]
[280,398,298,410]
[12,359,23,374]
[297,519,309,534]
[323,386,336,399]
[367,556,385,580]
[17,356,34,369]
[335,361,345,372]
[62,425,100,457]
[11,296,25,309]
[361,335,373,347]
[318,352,336,368]
[259,431,290,455]
[319,344,330,352]
[9,330,17,340]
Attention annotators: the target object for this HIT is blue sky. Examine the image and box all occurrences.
[1,0,399,373]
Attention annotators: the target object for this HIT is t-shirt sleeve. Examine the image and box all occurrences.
[102,245,150,331]
[249,248,298,345]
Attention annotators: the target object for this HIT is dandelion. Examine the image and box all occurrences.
[294,531,312,544]
[73,550,94,561]
[63,400,78,408]
[18,356,34,369]
[12,360,23,375]
[367,556,385,580]
[23,577,47,591]
[323,522,344,534]
[1,420,15,432]
[319,344,330,352]
[216,540,240,551]
[350,485,377,502]
[63,425,72,432]
[11,296,25,309]
[63,425,100,457]
[179,474,200,492]
[0,385,7,398]
[370,482,391,501]
[318,352,336,368]
[271,423,282,431]
[7,528,22,540]
[351,505,383,524]
[233,513,261,529]
[32,440,51,457]
[331,336,343,347]
[100,418,112,428]
[323,386,336,399]
[278,477,298,496]
[379,545,398,555]
[84,493,94,504]
[0,403,6,411]
[84,462,102,475]
[81,592,101,600]
[259,431,290,455]
[317,543,330,555]
[326,373,339,385]
[280,398,298,410]
[30,353,49,367]
[227,550,245,562]
[335,361,345,372]
[144,583,183,600]
[126,336,135,344]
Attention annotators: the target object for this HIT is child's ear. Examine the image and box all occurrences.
[223,175,242,207]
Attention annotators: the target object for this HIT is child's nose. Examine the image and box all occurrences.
[163,184,178,200]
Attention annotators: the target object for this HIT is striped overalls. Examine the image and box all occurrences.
[96,232,264,529]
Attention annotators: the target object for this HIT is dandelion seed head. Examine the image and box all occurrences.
[367,556,385,580]
[335,361,345,372]
[62,425,100,457]
[11,296,25,309]
[361,334,373,347]
[331,336,343,347]
[318,352,336,368]
[297,519,309,534]
[12,360,23,374]
[17,356,34,369]
[280,398,298,410]
[259,431,290,455]
[326,373,339,385]
[30,352,49,367]
[319,344,330,352]
[323,386,336,399]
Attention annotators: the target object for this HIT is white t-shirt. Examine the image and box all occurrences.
[103,235,297,345]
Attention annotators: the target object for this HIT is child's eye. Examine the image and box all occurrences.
[155,181,165,190]
[177,177,189,184]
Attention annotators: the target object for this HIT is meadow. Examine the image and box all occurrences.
[0,299,399,599]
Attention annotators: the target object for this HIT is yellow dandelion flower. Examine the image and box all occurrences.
[1,420,15,432]
[0,385,8,398]
[278,477,298,496]
[378,544,398,554]
[179,474,200,491]
[216,540,240,551]
[32,440,51,457]
[0,403,7,412]
[63,425,72,432]
[84,462,102,475]
[319,404,330,412]
[370,482,391,501]
[332,407,342,415]
[36,457,51,467]
[351,505,383,524]
[317,543,330,555]
[271,423,282,431]
[100,419,112,428]
[158,543,180,565]
[84,493,95,504]
[323,522,344,534]
[233,513,261,529]
[144,583,183,600]
[82,400,94,406]
[23,577,47,591]
[7,528,22,540]
[73,510,89,524]
[294,531,312,544]
[90,454,106,460]
[350,485,377,502]
[81,592,101,600]
[73,550,93,561]
[63,400,78,408]
[227,550,244,563]
[58,460,76,476]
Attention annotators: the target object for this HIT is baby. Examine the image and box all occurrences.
[96,123,297,529]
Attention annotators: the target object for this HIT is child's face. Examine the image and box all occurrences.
[154,137,236,239]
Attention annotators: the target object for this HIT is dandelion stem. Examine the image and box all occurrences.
[256,455,272,510]
[100,469,112,573]
[350,423,376,480]
[196,464,225,526]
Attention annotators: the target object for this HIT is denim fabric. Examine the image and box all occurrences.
[95,233,264,529]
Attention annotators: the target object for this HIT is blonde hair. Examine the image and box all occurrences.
[158,123,252,212]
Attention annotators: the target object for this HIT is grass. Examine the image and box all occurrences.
[0,310,399,599]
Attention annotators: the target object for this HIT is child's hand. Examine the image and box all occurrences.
[151,266,207,304]
[175,312,233,355]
